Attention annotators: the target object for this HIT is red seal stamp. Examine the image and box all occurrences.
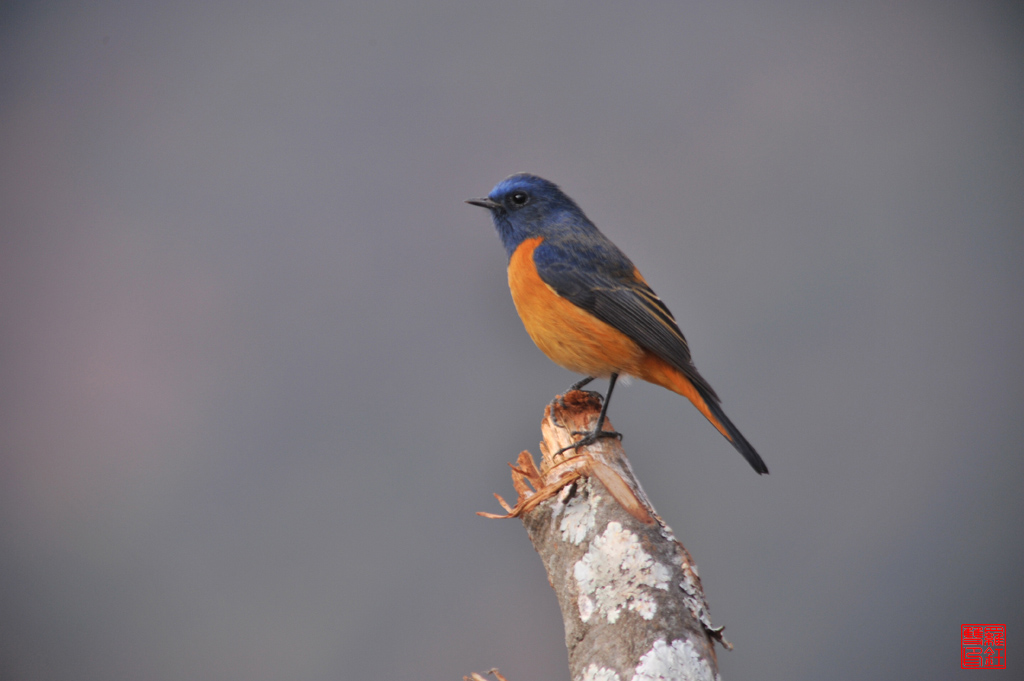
[962,624,1006,669]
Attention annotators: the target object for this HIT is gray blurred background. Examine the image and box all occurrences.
[2,2,1021,680]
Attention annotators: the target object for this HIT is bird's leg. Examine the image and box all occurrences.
[591,373,619,437]
[556,373,623,455]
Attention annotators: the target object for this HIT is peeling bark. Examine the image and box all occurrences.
[482,390,726,681]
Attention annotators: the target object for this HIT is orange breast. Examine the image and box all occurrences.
[507,237,646,378]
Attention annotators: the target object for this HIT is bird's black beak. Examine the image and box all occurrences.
[465,197,500,210]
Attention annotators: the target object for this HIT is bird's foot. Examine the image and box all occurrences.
[548,395,567,427]
[555,428,623,457]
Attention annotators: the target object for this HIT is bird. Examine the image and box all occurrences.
[467,173,768,474]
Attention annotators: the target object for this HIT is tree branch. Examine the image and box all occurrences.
[479,390,728,681]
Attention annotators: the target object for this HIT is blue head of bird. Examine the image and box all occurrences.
[467,173,593,258]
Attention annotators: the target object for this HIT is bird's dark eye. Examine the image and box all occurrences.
[510,191,529,206]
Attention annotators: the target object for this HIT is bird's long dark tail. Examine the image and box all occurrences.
[698,385,769,474]
[639,354,768,474]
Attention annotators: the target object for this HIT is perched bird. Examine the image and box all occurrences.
[468,173,768,474]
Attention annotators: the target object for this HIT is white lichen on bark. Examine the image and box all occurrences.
[633,638,719,681]
[559,484,599,545]
[581,663,622,681]
[574,521,672,623]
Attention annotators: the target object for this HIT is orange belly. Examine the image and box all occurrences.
[508,237,646,378]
